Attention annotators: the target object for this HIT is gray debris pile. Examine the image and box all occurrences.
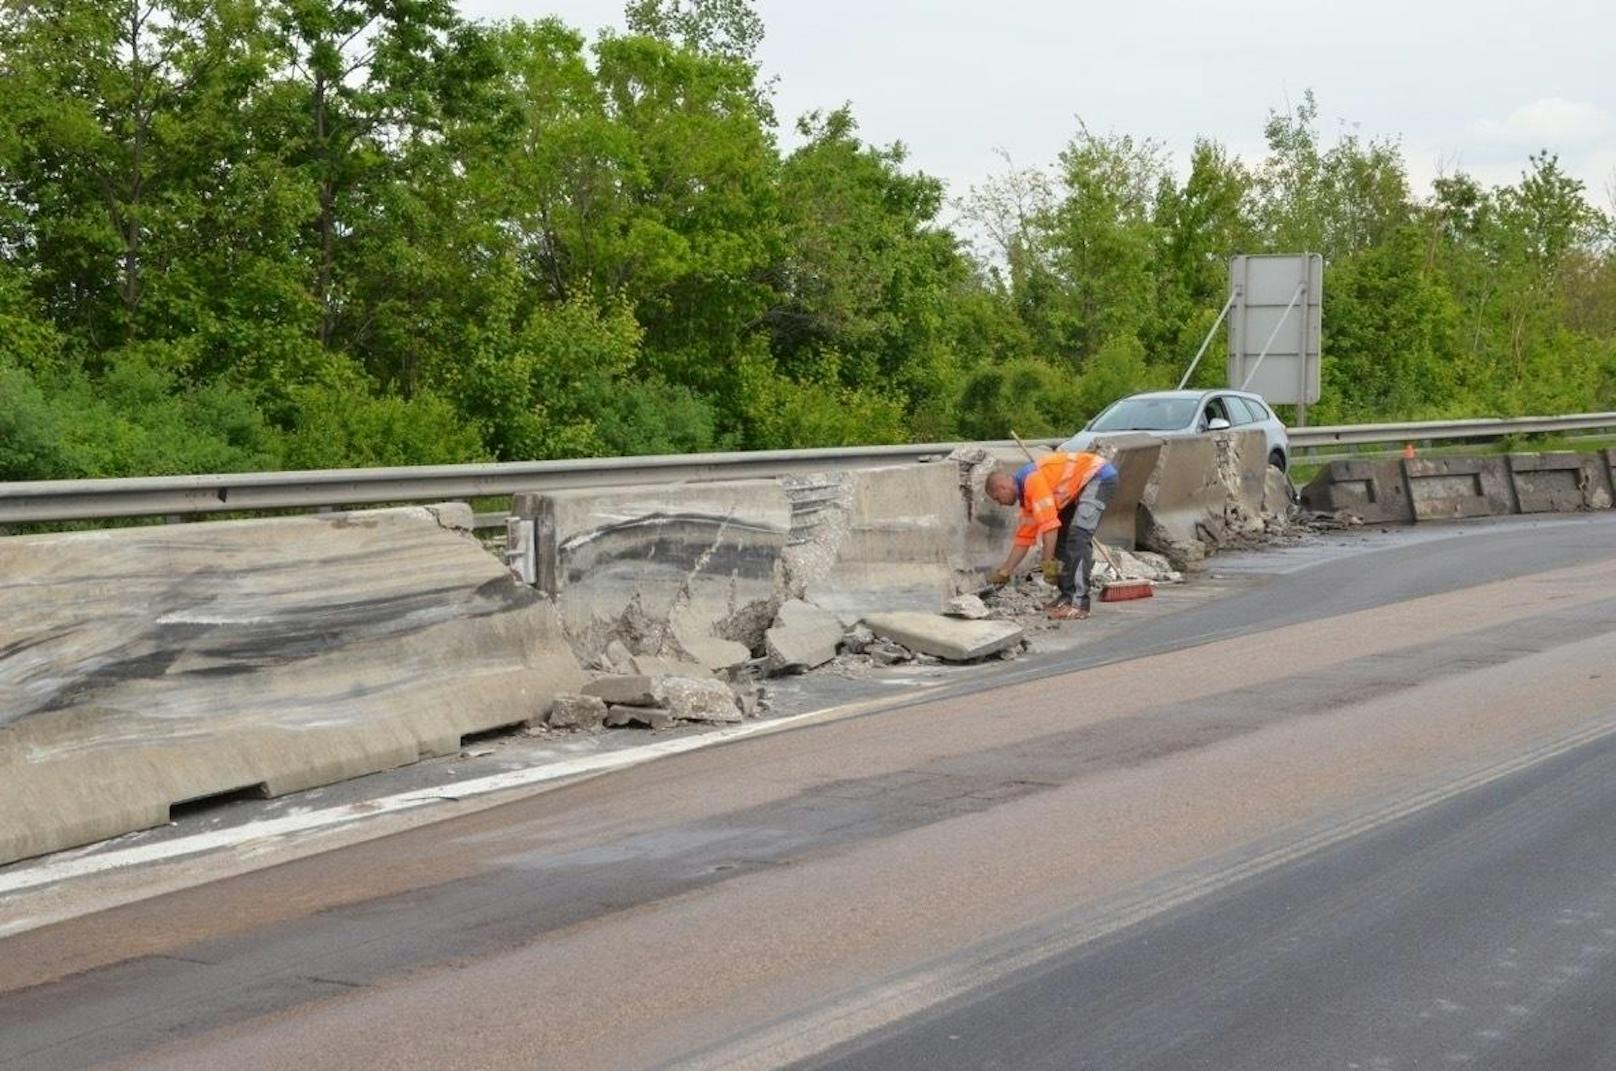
[1092,546,1183,586]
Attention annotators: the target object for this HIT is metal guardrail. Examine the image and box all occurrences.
[0,440,1042,525]
[3,414,1613,526]
[1288,412,1616,449]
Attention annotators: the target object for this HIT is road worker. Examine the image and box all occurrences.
[984,451,1119,620]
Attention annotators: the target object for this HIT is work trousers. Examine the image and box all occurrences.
[1054,471,1119,606]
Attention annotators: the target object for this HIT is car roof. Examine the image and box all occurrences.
[1114,389,1265,402]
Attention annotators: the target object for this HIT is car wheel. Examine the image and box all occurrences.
[1269,449,1287,472]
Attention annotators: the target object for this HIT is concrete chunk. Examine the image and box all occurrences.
[673,629,753,673]
[655,677,743,723]
[943,594,990,620]
[862,612,1024,662]
[581,675,659,707]
[764,599,843,671]
[548,694,608,730]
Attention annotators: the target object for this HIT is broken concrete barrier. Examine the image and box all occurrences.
[1507,452,1614,513]
[0,506,583,866]
[764,599,843,672]
[786,464,961,626]
[1262,465,1298,525]
[1137,436,1226,568]
[1214,429,1272,537]
[514,481,790,668]
[862,612,1024,662]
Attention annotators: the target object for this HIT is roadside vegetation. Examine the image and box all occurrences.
[3,0,1613,480]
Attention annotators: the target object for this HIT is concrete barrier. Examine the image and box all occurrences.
[1403,457,1516,520]
[1299,460,1414,523]
[513,482,791,670]
[0,506,583,865]
[1508,452,1615,513]
[1303,449,1616,526]
[1214,429,1272,536]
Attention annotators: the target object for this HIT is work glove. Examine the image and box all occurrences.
[987,569,1011,587]
[1041,559,1061,584]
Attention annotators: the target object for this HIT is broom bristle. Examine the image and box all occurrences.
[1099,579,1154,602]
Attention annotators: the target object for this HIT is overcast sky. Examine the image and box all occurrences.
[459,0,1616,216]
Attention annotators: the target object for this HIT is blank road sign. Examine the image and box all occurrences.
[1227,254,1323,406]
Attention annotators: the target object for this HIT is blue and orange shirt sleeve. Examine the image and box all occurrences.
[1014,468,1063,547]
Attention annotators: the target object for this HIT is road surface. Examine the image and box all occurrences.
[3,513,1616,1070]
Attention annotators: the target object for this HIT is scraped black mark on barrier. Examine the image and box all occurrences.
[555,512,782,589]
[1,563,543,726]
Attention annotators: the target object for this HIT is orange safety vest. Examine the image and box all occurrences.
[1013,452,1108,547]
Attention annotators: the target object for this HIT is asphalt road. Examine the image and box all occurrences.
[3,513,1616,1071]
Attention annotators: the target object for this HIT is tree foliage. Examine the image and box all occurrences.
[1,0,1611,481]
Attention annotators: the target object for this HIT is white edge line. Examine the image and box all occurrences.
[0,693,911,910]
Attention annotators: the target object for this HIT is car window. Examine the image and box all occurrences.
[1201,397,1232,428]
[1224,396,1258,425]
[1090,397,1199,432]
[1244,397,1273,421]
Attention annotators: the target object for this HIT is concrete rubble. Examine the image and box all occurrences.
[513,441,1320,740]
[555,672,745,731]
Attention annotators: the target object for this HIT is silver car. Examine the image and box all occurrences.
[1059,389,1291,471]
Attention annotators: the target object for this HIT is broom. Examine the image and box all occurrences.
[1009,431,1153,604]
